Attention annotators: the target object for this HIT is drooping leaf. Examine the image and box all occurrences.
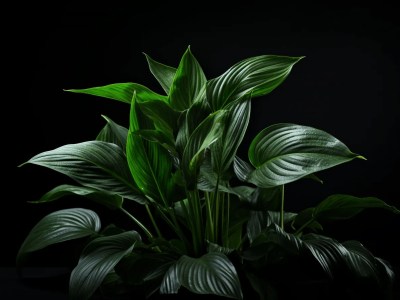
[69,231,141,300]
[22,141,146,204]
[160,252,243,299]
[96,115,128,151]
[17,208,100,264]
[169,47,207,111]
[65,82,167,104]
[211,99,251,175]
[31,184,123,209]
[207,55,303,111]
[248,123,363,188]
[144,53,177,95]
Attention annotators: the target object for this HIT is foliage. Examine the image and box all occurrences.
[17,46,399,299]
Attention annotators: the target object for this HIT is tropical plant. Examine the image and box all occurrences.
[17,46,399,299]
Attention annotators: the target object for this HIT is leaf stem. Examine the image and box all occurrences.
[280,185,285,230]
[120,207,153,239]
[145,204,163,238]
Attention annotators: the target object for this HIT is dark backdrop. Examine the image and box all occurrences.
[4,0,400,294]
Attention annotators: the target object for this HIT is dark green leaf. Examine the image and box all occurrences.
[144,53,177,95]
[207,55,303,111]
[17,208,100,264]
[160,252,242,299]
[248,123,363,188]
[22,141,145,204]
[70,231,141,300]
[65,82,167,104]
[233,156,254,182]
[169,47,207,111]
[96,115,128,151]
[248,187,282,211]
[31,184,123,209]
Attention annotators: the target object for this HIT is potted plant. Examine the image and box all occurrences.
[17,46,399,299]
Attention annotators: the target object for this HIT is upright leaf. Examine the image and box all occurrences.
[160,252,243,299]
[70,231,141,300]
[22,141,145,203]
[144,53,177,94]
[207,55,303,111]
[248,123,363,188]
[169,47,207,111]
[96,115,128,151]
[65,82,167,104]
[17,208,100,264]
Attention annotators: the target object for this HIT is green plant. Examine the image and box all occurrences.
[17,46,399,299]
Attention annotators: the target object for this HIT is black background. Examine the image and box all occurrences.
[4,1,400,296]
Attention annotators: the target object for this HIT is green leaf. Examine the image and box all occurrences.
[70,231,141,300]
[248,123,362,188]
[248,187,282,211]
[160,252,243,299]
[22,141,146,204]
[144,53,177,94]
[211,99,251,175]
[233,156,254,182]
[65,82,167,104]
[169,47,207,111]
[96,115,128,151]
[207,55,303,111]
[32,184,123,209]
[17,208,100,264]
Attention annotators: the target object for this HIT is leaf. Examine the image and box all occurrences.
[169,47,207,111]
[17,208,100,264]
[22,141,146,204]
[233,156,254,182]
[144,53,177,94]
[248,187,282,211]
[69,231,141,300]
[248,123,363,188]
[65,82,167,104]
[207,55,303,111]
[96,115,128,151]
[160,252,243,299]
[211,99,251,175]
[31,184,123,209]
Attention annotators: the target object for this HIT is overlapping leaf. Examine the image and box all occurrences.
[144,53,177,95]
[96,115,128,150]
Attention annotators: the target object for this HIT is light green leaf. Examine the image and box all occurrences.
[69,231,141,300]
[144,53,177,94]
[169,47,207,111]
[233,156,254,182]
[160,252,243,299]
[65,82,167,104]
[248,123,362,188]
[17,208,100,264]
[22,141,145,204]
[207,55,303,111]
[31,184,123,209]
[96,115,128,151]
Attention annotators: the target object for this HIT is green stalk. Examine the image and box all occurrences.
[120,207,153,239]
[145,204,163,238]
[225,192,230,247]
[205,192,215,242]
[280,185,285,230]
[294,219,315,236]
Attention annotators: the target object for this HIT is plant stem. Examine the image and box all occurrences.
[120,207,153,239]
[294,219,315,236]
[280,185,285,230]
[145,204,163,238]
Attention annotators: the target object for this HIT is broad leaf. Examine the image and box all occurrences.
[65,82,167,104]
[160,252,242,299]
[32,184,123,209]
[233,156,254,182]
[207,55,303,111]
[169,47,207,111]
[23,141,145,204]
[17,208,100,264]
[144,53,177,94]
[248,123,362,187]
[70,231,141,300]
[96,115,128,151]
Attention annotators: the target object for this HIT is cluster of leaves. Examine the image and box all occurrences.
[17,47,399,299]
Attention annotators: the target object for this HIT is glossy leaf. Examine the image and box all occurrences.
[233,156,254,182]
[32,184,123,209]
[169,47,207,111]
[17,208,100,263]
[65,82,167,104]
[23,141,145,204]
[96,115,128,151]
[160,252,242,299]
[207,55,303,111]
[70,231,141,300]
[144,53,177,94]
[248,123,362,187]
